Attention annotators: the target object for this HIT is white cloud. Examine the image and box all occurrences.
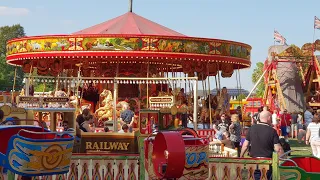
[0,6,30,16]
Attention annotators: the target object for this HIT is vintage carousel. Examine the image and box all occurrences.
[3,1,252,179]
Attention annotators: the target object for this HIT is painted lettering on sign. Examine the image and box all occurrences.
[11,107,26,114]
[19,96,40,102]
[86,142,130,151]
[149,96,174,104]
[43,97,69,103]
[185,152,208,168]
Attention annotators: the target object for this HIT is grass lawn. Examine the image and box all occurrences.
[288,138,313,156]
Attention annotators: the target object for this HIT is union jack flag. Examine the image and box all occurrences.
[274,30,287,45]
[315,16,320,29]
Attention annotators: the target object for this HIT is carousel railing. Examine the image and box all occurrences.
[1,153,140,180]
[1,152,280,180]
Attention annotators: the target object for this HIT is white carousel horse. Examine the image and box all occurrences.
[100,89,113,107]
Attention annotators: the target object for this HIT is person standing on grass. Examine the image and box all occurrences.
[279,109,291,142]
[240,111,283,180]
[306,115,320,158]
[291,111,298,138]
[304,107,314,128]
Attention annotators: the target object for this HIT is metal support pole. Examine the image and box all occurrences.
[245,64,271,100]
[113,82,118,132]
[25,76,30,96]
[193,80,198,131]
[11,66,17,104]
[207,76,212,128]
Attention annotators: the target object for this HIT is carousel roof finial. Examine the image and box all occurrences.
[129,0,133,12]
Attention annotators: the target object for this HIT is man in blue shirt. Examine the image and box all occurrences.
[120,104,134,132]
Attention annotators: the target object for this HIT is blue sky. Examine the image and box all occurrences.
[1,0,320,91]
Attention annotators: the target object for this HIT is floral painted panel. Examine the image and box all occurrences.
[80,38,142,51]
[6,37,70,55]
[6,36,251,61]
[156,39,210,54]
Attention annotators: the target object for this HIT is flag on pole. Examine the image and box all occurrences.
[274,30,287,45]
[315,16,320,29]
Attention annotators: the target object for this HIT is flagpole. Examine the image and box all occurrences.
[313,16,316,55]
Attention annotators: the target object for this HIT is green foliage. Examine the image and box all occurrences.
[236,93,246,100]
[251,62,265,97]
[34,82,55,92]
[0,24,25,91]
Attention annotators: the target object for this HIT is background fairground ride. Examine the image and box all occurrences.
[246,40,320,113]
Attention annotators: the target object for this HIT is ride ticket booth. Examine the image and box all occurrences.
[17,96,76,132]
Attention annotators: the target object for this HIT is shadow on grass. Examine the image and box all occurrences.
[288,138,312,156]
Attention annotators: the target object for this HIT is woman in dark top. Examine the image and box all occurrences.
[76,109,90,125]
[76,108,90,133]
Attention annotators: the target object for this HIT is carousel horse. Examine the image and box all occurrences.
[20,88,25,96]
[199,97,216,124]
[95,89,113,121]
[100,89,113,107]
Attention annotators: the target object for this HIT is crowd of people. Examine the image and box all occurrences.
[207,105,320,179]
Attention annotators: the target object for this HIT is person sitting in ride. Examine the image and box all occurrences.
[4,117,15,125]
[54,88,68,97]
[79,115,95,132]
[119,124,129,133]
[213,113,230,140]
[210,131,232,148]
[120,104,134,132]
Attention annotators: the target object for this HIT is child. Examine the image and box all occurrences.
[279,138,291,156]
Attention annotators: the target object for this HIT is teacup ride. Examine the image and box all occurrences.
[0,119,74,178]
[279,149,320,180]
[144,128,209,180]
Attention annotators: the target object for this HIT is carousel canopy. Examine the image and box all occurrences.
[73,12,186,36]
[6,9,252,78]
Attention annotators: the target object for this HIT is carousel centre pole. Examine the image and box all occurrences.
[193,78,198,131]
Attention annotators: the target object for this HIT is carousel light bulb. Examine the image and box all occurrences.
[45,79,47,82]
[41,79,44,83]
[106,80,109,83]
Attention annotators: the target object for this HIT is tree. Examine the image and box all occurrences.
[251,62,265,97]
[236,93,246,101]
[0,24,25,91]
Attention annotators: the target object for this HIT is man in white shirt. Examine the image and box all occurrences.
[304,107,314,128]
